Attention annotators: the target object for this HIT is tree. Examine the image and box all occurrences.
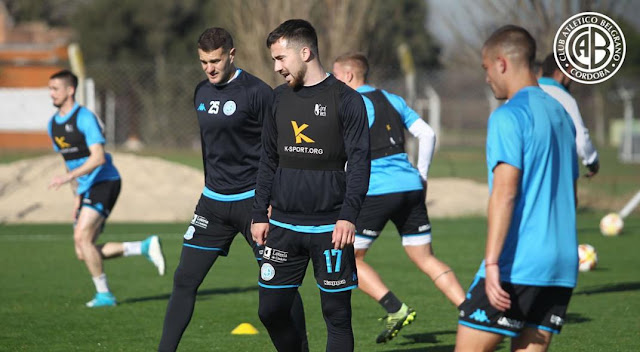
[3,0,83,26]
[365,0,440,70]
[72,0,213,64]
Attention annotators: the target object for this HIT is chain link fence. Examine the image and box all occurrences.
[87,62,639,157]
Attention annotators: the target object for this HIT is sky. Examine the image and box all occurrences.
[427,0,639,59]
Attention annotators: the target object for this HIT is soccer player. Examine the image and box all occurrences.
[252,19,370,352]
[539,52,600,177]
[158,28,308,352]
[47,70,165,308]
[455,25,579,351]
[332,52,466,343]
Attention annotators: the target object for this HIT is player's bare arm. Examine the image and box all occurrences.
[485,162,520,311]
[49,143,106,190]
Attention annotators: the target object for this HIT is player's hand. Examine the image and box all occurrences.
[332,220,355,249]
[485,263,510,311]
[251,222,269,246]
[49,173,74,190]
[585,160,599,178]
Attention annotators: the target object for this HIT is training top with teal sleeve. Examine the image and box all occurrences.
[48,103,120,195]
[476,86,579,288]
[356,85,435,196]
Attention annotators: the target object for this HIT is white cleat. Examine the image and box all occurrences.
[143,235,166,276]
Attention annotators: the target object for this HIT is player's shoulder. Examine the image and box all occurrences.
[76,105,98,121]
[194,79,209,96]
[379,88,403,102]
[332,77,363,105]
[540,83,577,109]
[237,70,273,94]
[490,101,518,121]
[273,83,289,96]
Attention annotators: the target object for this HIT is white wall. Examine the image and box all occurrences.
[0,88,56,131]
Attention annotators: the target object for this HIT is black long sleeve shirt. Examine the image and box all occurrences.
[252,74,370,226]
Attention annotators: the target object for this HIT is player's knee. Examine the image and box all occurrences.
[172,265,205,292]
[259,289,293,326]
[321,292,352,328]
[73,232,92,249]
[258,300,286,327]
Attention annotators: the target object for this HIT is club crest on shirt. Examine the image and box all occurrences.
[223,100,237,116]
[65,124,74,133]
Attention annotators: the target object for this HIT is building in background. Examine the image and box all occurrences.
[0,1,71,149]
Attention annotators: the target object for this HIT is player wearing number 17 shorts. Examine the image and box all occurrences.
[252,19,370,352]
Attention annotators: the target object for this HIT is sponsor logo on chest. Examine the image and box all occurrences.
[314,103,327,117]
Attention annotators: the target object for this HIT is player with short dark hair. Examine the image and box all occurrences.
[455,25,579,351]
[252,19,370,352]
[48,69,165,308]
[333,52,466,343]
[158,27,308,352]
[539,52,599,177]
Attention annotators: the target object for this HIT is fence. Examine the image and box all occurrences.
[86,62,640,158]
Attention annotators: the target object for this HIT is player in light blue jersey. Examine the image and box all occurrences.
[48,70,165,308]
[334,53,465,344]
[455,26,579,352]
[538,52,599,177]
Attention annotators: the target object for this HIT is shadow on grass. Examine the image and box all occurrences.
[119,285,258,304]
[396,330,456,345]
[574,281,640,295]
[383,346,455,352]
[378,330,458,351]
[565,312,591,324]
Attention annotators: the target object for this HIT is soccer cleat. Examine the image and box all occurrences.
[85,292,117,308]
[376,304,417,343]
[142,235,166,276]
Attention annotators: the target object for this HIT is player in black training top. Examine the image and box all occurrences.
[252,19,370,352]
[158,27,308,352]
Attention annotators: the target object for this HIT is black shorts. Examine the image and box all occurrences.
[355,190,431,248]
[181,195,260,258]
[79,179,121,218]
[259,224,358,293]
[458,277,573,336]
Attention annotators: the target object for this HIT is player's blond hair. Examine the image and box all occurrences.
[334,52,369,81]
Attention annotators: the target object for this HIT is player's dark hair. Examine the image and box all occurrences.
[541,52,559,77]
[266,19,319,57]
[334,52,369,81]
[50,70,78,90]
[198,27,234,52]
[484,25,536,68]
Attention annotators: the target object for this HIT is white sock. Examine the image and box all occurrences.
[92,273,110,293]
[123,241,142,256]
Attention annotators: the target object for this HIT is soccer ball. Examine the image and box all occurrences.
[578,244,598,272]
[599,213,624,236]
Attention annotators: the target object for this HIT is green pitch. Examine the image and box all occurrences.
[1,214,638,351]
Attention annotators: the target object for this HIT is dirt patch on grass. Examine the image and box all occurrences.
[0,153,489,224]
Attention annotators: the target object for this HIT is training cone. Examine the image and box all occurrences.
[231,323,259,335]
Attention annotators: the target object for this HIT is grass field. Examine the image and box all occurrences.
[1,213,638,351]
